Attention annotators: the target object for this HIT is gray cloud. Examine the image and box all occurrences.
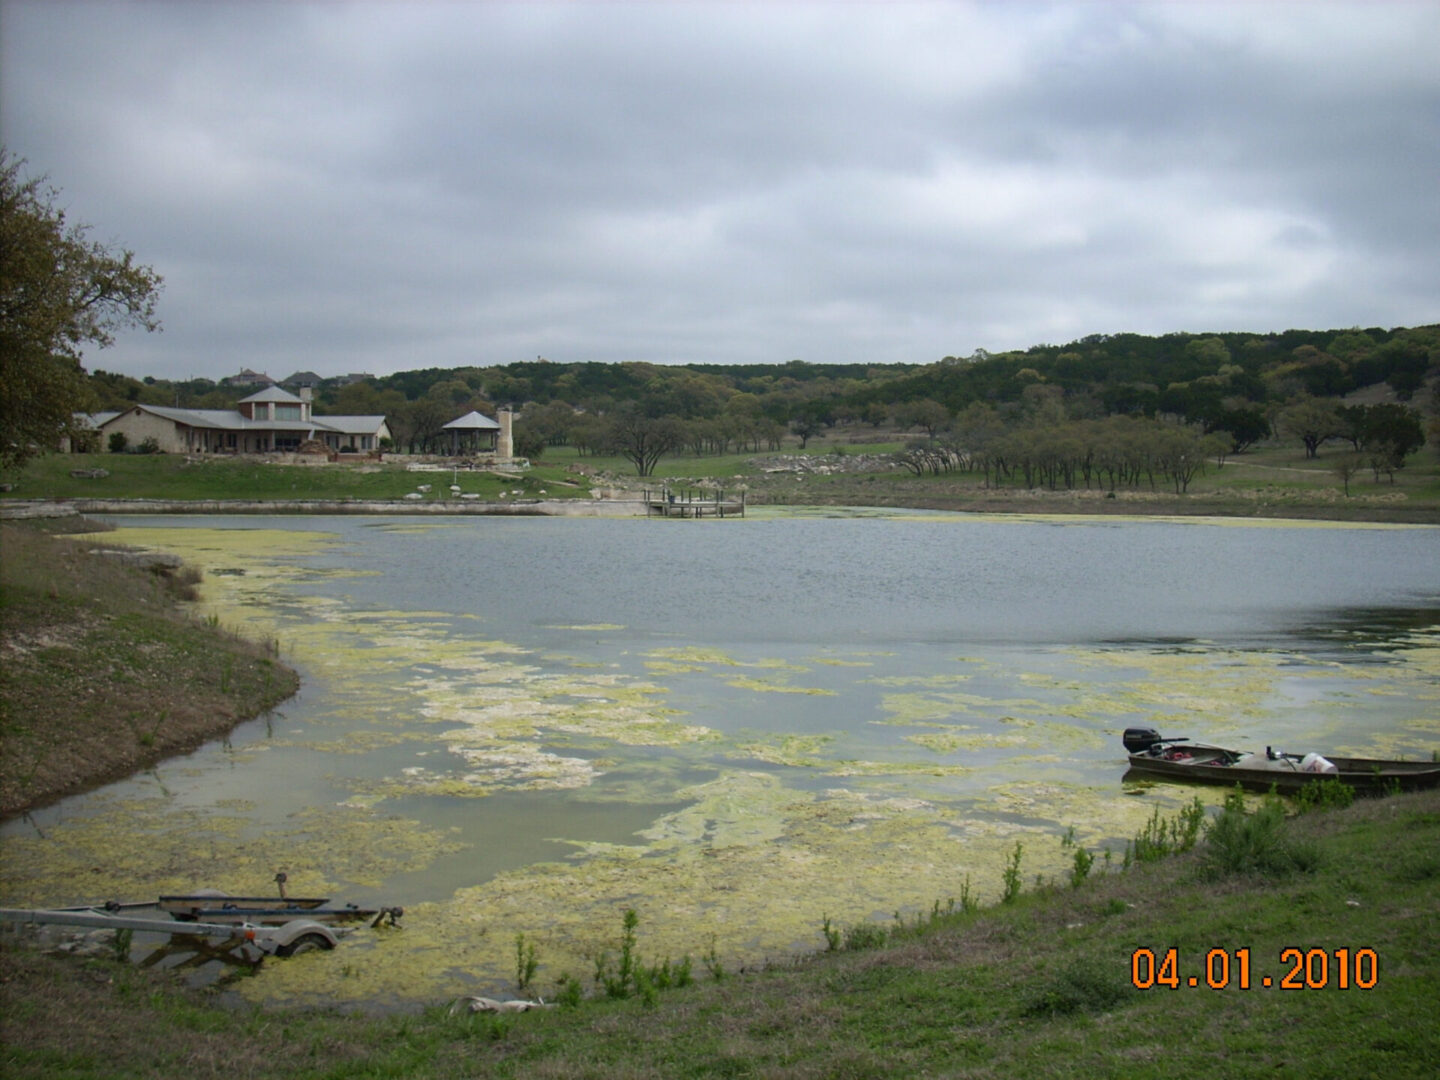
[3,1,1436,382]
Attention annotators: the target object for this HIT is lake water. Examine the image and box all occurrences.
[3,509,1437,1007]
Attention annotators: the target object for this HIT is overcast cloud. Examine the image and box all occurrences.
[3,1,1437,383]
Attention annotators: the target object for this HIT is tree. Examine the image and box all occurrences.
[1332,453,1363,496]
[1275,398,1341,458]
[894,398,950,440]
[1208,406,1270,453]
[788,413,824,450]
[1352,403,1426,482]
[1,153,162,471]
[511,422,548,459]
[1378,339,1431,400]
[605,405,685,476]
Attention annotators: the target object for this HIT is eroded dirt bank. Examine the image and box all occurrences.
[0,522,300,817]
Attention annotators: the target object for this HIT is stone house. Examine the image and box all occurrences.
[94,386,391,454]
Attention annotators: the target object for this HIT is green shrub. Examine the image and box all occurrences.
[1001,841,1024,904]
[1126,797,1206,865]
[553,973,583,1008]
[1200,786,1321,878]
[842,923,888,951]
[1293,778,1355,813]
[1022,955,1135,1016]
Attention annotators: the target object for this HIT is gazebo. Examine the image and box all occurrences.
[442,411,502,455]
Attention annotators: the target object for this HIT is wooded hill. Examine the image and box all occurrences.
[87,324,1437,468]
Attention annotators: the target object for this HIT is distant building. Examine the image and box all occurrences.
[59,411,119,453]
[221,368,276,388]
[280,370,324,391]
[441,410,502,455]
[92,386,391,454]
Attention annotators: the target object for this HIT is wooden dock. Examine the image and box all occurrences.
[643,487,746,518]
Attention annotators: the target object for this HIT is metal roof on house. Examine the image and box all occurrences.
[133,405,248,430]
[312,415,387,434]
[100,403,385,435]
[442,410,501,431]
[239,385,305,404]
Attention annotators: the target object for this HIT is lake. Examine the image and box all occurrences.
[2,509,1436,1008]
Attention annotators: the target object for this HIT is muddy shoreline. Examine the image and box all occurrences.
[5,492,1437,524]
[1,497,650,519]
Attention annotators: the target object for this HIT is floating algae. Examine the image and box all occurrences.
[733,733,837,767]
[0,794,465,907]
[242,770,1189,1007]
[724,676,837,695]
[376,744,599,797]
[646,645,746,667]
[905,729,1014,754]
[7,517,1432,1010]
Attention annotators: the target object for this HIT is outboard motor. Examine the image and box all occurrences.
[1123,727,1165,755]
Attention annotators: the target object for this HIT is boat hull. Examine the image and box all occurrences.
[1124,754,1440,795]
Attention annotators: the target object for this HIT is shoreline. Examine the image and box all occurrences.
[4,493,1436,526]
[0,522,302,818]
[0,497,651,519]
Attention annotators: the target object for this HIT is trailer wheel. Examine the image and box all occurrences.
[275,932,332,958]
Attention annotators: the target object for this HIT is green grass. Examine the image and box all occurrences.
[545,439,908,482]
[1,453,590,502]
[3,789,1437,1078]
[5,435,1438,522]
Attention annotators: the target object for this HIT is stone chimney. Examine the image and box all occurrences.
[497,409,513,459]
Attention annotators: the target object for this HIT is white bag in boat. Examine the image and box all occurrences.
[1300,752,1338,774]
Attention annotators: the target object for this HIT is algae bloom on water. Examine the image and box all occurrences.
[2,514,1435,1005]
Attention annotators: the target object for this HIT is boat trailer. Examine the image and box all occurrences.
[0,902,349,960]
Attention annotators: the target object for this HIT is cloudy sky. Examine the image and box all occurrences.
[3,1,1437,383]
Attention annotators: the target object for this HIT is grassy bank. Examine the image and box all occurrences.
[0,520,300,816]
[0,453,589,504]
[4,439,1438,524]
[2,787,1436,1078]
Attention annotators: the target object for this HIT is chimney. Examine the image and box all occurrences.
[498,409,513,459]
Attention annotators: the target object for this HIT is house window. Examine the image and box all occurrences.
[361,436,373,450]
[275,404,301,421]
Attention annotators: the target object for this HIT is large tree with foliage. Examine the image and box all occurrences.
[1276,398,1341,458]
[1,153,162,472]
[605,405,685,476]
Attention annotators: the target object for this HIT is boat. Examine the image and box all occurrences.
[1121,727,1440,795]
